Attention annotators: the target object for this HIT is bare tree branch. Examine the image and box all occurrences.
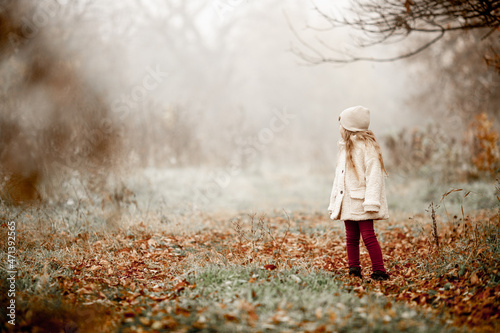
[291,0,500,64]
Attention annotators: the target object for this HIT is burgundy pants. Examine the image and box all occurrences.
[344,220,386,272]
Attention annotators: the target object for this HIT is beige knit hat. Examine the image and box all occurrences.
[339,106,370,132]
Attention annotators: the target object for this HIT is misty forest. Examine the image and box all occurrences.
[0,0,499,332]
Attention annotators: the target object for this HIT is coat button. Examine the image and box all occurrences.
[342,170,344,173]
[340,190,343,194]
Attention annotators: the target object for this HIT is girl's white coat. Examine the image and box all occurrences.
[328,137,389,221]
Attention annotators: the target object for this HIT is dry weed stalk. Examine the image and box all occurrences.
[230,211,291,264]
[496,179,500,228]
[440,188,474,235]
[262,210,291,259]
[428,202,440,251]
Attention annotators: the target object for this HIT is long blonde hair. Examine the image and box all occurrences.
[340,126,387,178]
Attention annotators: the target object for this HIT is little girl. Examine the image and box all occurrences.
[328,106,390,281]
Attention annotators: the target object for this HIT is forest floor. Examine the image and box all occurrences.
[1,205,499,332]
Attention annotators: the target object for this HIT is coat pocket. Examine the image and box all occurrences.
[350,187,366,215]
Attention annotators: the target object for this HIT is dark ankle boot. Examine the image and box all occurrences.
[349,267,362,278]
[371,270,389,281]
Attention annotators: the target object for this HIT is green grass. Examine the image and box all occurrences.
[123,266,465,332]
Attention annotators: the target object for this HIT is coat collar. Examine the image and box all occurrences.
[338,135,359,148]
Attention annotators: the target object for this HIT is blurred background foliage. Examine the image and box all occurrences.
[383,111,499,183]
[0,0,498,212]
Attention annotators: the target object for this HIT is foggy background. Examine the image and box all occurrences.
[1,0,497,219]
